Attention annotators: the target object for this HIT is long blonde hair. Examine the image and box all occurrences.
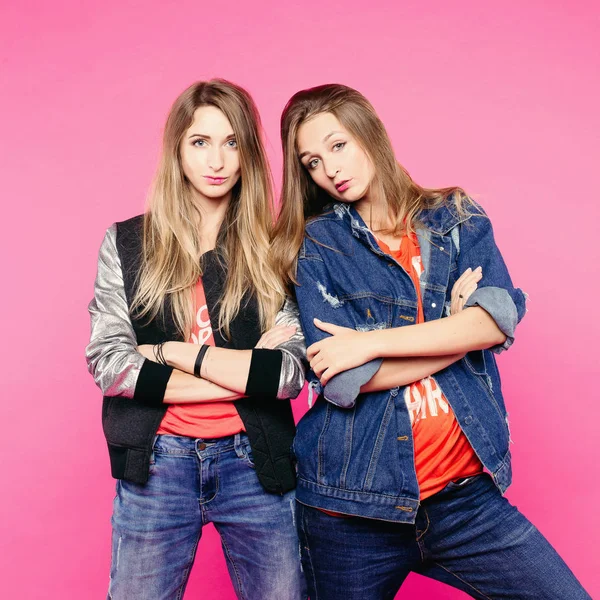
[271,84,473,291]
[132,79,284,338]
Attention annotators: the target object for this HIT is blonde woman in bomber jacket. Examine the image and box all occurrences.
[86,80,307,600]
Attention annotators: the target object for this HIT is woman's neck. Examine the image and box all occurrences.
[355,192,403,250]
[193,191,231,255]
[355,192,391,234]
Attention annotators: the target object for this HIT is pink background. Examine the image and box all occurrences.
[1,0,598,597]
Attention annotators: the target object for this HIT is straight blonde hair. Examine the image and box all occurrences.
[132,79,284,338]
[271,84,473,291]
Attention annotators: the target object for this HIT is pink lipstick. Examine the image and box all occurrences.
[204,176,228,185]
[335,179,351,192]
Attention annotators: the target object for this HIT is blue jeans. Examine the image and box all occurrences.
[108,434,307,600]
[297,474,590,599]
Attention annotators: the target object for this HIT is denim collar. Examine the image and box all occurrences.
[325,199,466,241]
[417,202,469,234]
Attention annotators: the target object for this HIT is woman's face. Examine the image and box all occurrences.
[180,105,241,202]
[296,112,374,203]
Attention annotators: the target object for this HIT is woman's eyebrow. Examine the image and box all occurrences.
[187,133,236,140]
[298,131,343,159]
[322,130,342,143]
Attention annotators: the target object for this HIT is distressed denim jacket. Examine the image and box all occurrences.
[293,199,527,523]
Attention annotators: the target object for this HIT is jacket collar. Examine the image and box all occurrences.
[323,199,469,239]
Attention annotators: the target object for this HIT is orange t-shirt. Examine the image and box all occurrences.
[157,278,245,439]
[377,234,482,500]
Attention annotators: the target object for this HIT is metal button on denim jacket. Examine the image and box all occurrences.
[293,199,527,523]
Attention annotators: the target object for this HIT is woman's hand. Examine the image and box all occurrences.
[450,267,482,315]
[307,320,373,385]
[307,267,483,385]
[255,324,297,349]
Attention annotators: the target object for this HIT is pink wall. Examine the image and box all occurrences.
[1,0,598,597]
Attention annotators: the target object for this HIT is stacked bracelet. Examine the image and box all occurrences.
[194,344,210,378]
[153,342,168,366]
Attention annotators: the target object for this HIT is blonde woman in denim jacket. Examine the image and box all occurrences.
[270,84,590,600]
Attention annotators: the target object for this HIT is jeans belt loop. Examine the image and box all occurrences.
[233,432,244,459]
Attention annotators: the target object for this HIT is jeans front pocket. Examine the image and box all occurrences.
[235,438,255,470]
[444,473,486,491]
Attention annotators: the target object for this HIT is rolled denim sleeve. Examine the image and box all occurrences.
[456,205,528,353]
[295,240,382,409]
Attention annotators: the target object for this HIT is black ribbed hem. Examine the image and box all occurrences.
[133,359,174,406]
[245,349,283,398]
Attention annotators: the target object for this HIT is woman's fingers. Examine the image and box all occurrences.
[455,268,479,297]
[454,267,473,288]
[307,342,321,361]
[458,269,482,305]
[320,367,333,385]
[311,354,325,378]
[255,325,296,348]
[458,281,480,311]
[450,268,471,315]
[451,267,482,314]
[314,319,350,335]
[262,329,296,349]
[311,349,344,383]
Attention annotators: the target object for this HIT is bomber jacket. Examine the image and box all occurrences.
[293,199,527,522]
[86,215,307,494]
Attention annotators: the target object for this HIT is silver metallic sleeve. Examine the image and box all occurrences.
[275,297,308,399]
[85,224,144,397]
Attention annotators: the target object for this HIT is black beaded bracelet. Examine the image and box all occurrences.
[194,344,210,378]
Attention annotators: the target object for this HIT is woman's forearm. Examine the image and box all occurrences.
[360,353,465,393]
[365,307,506,360]
[163,342,251,393]
[163,369,245,404]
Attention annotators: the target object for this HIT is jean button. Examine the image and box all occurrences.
[198,442,207,450]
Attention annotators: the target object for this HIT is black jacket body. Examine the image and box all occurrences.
[101,215,296,494]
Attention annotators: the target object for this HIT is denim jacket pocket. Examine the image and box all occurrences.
[324,293,394,331]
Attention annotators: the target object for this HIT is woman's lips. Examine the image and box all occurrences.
[335,179,351,192]
[204,176,228,185]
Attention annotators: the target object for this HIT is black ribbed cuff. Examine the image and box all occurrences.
[245,349,283,398]
[133,359,174,406]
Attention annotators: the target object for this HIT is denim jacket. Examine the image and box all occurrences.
[293,199,527,523]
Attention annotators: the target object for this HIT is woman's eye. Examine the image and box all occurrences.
[193,139,206,147]
[332,142,346,151]
[226,139,238,148]
[308,158,319,170]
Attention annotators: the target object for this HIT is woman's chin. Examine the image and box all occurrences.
[335,190,366,204]
[191,183,236,202]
